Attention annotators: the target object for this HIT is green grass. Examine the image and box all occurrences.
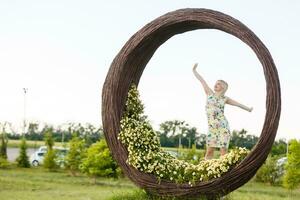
[7,139,66,148]
[0,167,299,200]
[0,166,134,200]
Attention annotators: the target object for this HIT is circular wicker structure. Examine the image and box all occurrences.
[102,8,281,199]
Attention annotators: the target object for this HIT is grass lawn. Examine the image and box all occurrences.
[0,167,299,200]
[0,166,135,200]
[7,139,66,148]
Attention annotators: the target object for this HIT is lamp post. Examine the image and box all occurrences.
[286,138,289,157]
[23,88,28,136]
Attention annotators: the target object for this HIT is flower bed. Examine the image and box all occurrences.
[118,84,249,185]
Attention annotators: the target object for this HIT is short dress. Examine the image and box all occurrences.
[205,93,231,149]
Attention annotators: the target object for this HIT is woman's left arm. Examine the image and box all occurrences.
[225,97,253,112]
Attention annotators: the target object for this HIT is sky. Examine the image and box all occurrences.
[0,1,299,140]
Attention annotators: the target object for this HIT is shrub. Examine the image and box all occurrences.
[177,145,204,164]
[65,134,86,176]
[0,157,10,169]
[283,139,300,190]
[43,128,58,171]
[0,132,8,159]
[255,155,282,185]
[80,139,120,181]
[16,137,30,168]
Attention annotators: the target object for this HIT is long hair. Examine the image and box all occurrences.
[218,80,228,96]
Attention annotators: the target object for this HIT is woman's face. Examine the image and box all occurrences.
[214,81,224,92]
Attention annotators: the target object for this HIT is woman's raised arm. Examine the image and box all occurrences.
[225,97,253,112]
[192,63,213,95]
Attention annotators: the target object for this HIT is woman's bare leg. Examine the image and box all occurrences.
[220,147,228,156]
[205,146,214,160]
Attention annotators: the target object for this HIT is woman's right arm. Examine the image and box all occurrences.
[192,63,213,95]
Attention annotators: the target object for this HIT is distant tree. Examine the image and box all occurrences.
[283,139,300,191]
[195,133,207,149]
[229,129,258,149]
[271,139,287,156]
[0,122,9,159]
[16,137,30,168]
[26,122,39,140]
[65,123,103,146]
[158,120,197,148]
[80,139,119,183]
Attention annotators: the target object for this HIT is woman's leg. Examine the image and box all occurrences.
[205,146,214,160]
[220,147,228,156]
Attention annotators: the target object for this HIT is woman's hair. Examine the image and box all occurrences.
[218,80,228,95]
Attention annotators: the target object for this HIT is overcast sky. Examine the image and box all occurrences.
[0,1,299,140]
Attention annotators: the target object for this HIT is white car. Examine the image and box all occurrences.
[276,156,287,176]
[277,156,287,166]
[30,146,69,167]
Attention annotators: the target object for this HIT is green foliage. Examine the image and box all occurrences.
[283,139,300,190]
[177,144,204,164]
[0,157,10,169]
[0,122,9,159]
[158,120,197,149]
[44,127,54,149]
[80,139,119,179]
[43,149,59,171]
[271,139,287,156]
[66,134,86,175]
[43,128,58,170]
[255,155,282,185]
[0,132,8,159]
[16,137,30,168]
[229,129,258,149]
[7,122,103,143]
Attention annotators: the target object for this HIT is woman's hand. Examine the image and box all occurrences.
[193,63,198,71]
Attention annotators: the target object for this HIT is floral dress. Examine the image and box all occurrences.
[205,93,231,149]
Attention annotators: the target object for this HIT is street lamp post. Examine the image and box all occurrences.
[286,138,289,157]
[23,88,28,136]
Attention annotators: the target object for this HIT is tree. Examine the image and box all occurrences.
[195,133,207,149]
[0,123,9,159]
[229,129,258,149]
[43,127,58,171]
[271,139,287,156]
[66,133,86,176]
[80,139,119,182]
[158,120,195,148]
[66,123,103,146]
[16,137,30,168]
[283,139,300,191]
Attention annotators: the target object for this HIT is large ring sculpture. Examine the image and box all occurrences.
[102,8,281,199]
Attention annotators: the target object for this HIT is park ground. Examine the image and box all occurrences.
[0,167,299,200]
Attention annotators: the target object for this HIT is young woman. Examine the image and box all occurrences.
[192,63,253,160]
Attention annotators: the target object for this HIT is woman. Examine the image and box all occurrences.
[192,63,253,160]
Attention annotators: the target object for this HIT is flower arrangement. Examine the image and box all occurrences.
[118,84,249,185]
